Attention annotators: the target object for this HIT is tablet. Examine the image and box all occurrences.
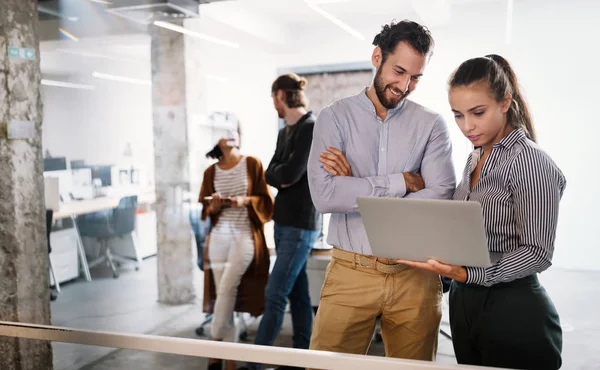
[357,196,492,268]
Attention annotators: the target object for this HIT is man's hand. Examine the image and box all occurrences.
[229,196,250,208]
[403,172,425,193]
[396,258,468,283]
[319,147,352,177]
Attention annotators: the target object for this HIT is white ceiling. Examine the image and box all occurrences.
[41,0,507,47]
[198,0,503,31]
[219,0,415,26]
[40,0,508,75]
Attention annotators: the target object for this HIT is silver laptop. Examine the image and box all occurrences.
[357,196,492,268]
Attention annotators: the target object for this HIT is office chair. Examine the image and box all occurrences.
[46,209,59,301]
[77,195,142,278]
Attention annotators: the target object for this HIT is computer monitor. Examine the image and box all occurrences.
[43,157,67,172]
[70,160,86,169]
[91,165,113,187]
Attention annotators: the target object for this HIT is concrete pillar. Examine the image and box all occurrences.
[0,0,53,369]
[183,19,209,194]
[151,21,196,304]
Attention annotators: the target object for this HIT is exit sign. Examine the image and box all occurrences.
[8,46,36,61]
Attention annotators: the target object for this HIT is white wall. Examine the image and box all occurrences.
[198,45,279,168]
[504,0,600,270]
[41,27,280,196]
[183,17,280,196]
[419,0,600,270]
[184,19,280,169]
[41,44,155,187]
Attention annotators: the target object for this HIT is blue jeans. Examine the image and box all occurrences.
[188,206,210,270]
[249,224,319,368]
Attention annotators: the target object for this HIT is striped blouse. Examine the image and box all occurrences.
[453,129,567,286]
[211,156,252,235]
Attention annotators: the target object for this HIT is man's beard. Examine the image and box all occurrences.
[374,66,409,109]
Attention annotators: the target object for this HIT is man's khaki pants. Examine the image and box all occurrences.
[309,249,442,365]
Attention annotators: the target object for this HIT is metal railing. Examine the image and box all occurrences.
[0,321,509,370]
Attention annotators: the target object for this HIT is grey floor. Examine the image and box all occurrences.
[50,257,600,370]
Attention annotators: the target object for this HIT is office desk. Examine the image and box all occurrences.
[307,245,332,308]
[51,192,156,282]
[53,192,156,220]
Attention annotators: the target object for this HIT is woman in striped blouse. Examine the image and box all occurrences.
[400,55,565,369]
[200,129,273,370]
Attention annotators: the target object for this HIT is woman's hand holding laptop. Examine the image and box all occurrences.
[396,258,468,283]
